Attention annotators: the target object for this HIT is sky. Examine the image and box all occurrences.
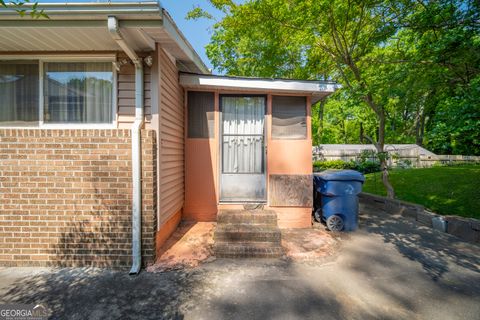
[33,0,224,73]
[161,0,223,72]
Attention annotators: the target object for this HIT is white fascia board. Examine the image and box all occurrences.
[0,2,161,19]
[179,73,338,94]
[160,9,210,74]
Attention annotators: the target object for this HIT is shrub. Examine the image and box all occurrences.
[355,160,381,174]
[313,159,381,174]
[313,160,355,171]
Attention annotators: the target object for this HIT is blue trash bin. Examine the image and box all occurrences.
[313,170,365,231]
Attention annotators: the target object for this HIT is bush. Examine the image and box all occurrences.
[355,160,381,174]
[313,159,381,174]
[313,160,355,171]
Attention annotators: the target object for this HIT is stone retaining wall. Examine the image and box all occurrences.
[359,192,480,244]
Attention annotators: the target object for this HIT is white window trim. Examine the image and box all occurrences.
[0,54,118,129]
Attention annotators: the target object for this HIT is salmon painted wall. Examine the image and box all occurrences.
[184,91,219,221]
[266,95,312,228]
[184,91,313,228]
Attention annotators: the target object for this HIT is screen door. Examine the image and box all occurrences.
[220,95,266,202]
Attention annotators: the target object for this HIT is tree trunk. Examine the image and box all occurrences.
[415,105,426,146]
[376,111,395,199]
[359,122,364,143]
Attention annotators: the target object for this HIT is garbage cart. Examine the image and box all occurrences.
[313,170,365,231]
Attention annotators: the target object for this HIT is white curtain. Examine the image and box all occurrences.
[0,62,39,125]
[44,62,112,123]
[222,96,264,173]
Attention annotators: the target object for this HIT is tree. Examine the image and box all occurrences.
[190,0,402,197]
[1,0,47,19]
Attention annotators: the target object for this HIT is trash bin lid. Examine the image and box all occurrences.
[313,169,365,182]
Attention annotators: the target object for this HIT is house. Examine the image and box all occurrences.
[0,2,337,270]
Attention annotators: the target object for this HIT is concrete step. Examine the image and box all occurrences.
[214,241,284,258]
[215,209,283,258]
[215,225,281,243]
[217,209,278,226]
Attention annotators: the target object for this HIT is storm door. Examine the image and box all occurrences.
[220,95,266,202]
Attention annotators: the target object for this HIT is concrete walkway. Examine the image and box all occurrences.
[1,210,479,320]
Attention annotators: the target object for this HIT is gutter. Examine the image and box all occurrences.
[108,16,144,275]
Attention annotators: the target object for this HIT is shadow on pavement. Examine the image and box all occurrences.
[1,268,198,320]
[360,208,480,280]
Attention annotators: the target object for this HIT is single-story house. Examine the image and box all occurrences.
[0,1,337,271]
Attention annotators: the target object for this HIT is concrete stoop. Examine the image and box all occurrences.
[214,210,284,258]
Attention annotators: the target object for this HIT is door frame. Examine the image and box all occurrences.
[218,94,268,203]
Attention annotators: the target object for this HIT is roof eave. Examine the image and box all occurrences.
[0,2,209,74]
[179,73,339,99]
[0,1,162,20]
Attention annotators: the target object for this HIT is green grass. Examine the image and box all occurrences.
[363,166,480,219]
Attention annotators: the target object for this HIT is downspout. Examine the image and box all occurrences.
[108,16,144,275]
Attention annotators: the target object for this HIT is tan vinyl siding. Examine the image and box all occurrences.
[159,48,184,224]
[117,63,152,126]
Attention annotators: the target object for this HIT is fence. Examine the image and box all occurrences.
[313,144,480,168]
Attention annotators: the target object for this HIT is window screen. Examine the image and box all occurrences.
[187,91,215,138]
[0,61,39,125]
[272,96,307,139]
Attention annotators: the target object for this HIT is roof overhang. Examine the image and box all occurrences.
[0,1,208,73]
[179,73,339,103]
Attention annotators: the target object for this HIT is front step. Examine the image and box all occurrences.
[214,242,284,258]
[214,209,283,258]
[217,209,278,226]
[215,225,281,243]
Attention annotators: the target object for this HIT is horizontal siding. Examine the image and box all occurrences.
[159,48,184,224]
[117,63,152,125]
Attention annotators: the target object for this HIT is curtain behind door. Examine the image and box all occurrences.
[222,96,264,173]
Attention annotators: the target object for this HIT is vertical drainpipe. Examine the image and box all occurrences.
[108,16,144,275]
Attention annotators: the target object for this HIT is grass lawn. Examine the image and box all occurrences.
[363,166,480,219]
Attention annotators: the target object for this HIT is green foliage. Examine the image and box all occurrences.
[190,0,480,156]
[1,0,47,19]
[424,76,480,155]
[186,6,214,20]
[313,158,381,174]
[355,160,382,174]
[313,160,355,171]
[363,166,480,218]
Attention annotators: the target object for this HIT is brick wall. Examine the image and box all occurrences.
[0,129,157,267]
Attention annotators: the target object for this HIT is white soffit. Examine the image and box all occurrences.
[0,2,209,73]
[179,73,339,97]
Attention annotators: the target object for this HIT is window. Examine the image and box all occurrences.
[0,59,114,127]
[0,61,39,126]
[272,96,307,139]
[44,62,113,123]
[187,91,215,138]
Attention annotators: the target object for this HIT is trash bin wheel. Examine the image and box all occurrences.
[326,215,344,231]
[314,209,322,223]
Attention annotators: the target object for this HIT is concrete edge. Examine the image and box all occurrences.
[359,192,480,244]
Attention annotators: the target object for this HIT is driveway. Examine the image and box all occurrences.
[1,209,479,320]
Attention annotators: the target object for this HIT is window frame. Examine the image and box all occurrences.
[0,54,117,128]
[187,90,215,139]
[271,95,308,140]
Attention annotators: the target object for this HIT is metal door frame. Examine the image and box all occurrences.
[219,94,267,202]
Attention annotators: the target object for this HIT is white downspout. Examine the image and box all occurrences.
[108,16,144,275]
